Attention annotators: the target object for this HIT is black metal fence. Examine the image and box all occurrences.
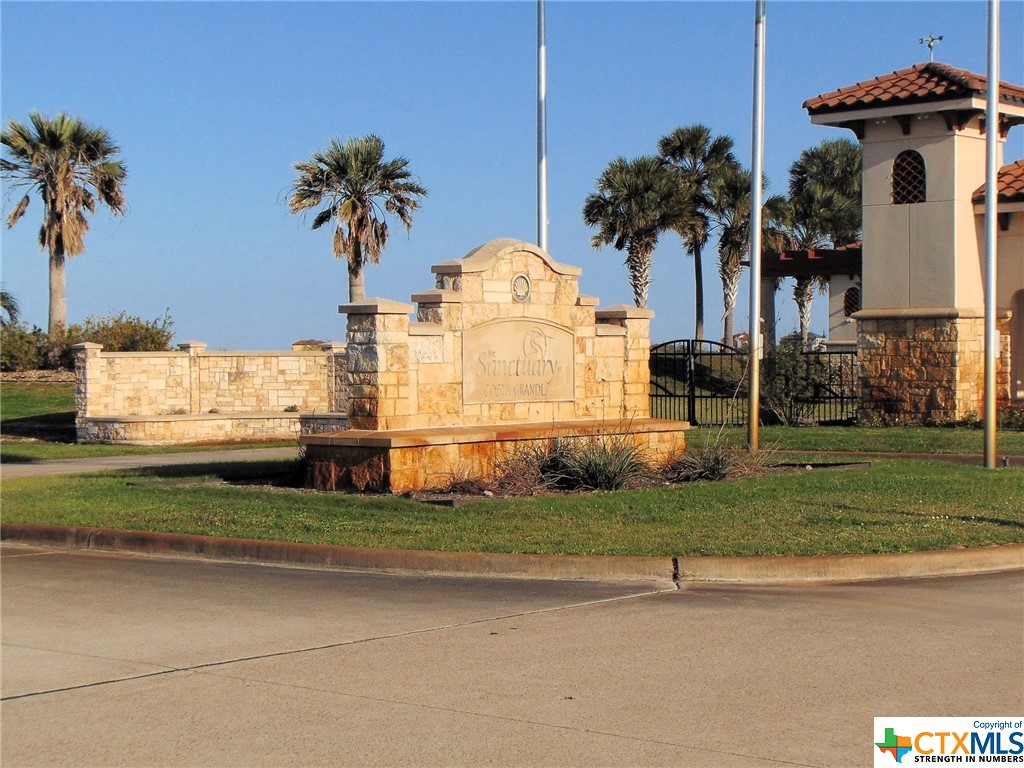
[650,339,859,426]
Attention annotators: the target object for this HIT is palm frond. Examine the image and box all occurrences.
[6,194,30,228]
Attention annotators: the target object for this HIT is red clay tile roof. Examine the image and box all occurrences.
[973,160,1024,203]
[804,62,1024,115]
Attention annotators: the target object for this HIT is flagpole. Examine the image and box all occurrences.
[747,0,766,452]
[983,0,999,467]
[537,0,549,252]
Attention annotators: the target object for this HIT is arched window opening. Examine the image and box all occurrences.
[843,286,861,317]
[892,150,926,204]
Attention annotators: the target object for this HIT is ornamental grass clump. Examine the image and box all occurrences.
[554,434,651,491]
[492,433,652,494]
[667,440,735,482]
[666,430,781,483]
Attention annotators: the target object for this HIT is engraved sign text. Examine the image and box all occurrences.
[463,320,575,404]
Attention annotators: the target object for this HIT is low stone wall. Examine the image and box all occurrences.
[73,341,347,444]
[78,413,308,446]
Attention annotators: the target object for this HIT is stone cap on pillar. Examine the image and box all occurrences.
[410,289,463,304]
[70,342,103,352]
[595,305,655,320]
[339,298,414,315]
[177,341,207,353]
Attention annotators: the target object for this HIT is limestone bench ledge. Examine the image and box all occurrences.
[80,411,346,421]
[302,417,690,449]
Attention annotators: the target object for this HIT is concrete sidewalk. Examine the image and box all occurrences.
[0,446,299,480]
[3,446,1019,483]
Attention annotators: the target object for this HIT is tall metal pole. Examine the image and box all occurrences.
[537,0,549,252]
[983,0,1000,467]
[747,0,766,452]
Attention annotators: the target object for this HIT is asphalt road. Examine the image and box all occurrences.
[2,544,1021,767]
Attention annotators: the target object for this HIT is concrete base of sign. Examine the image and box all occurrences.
[302,418,689,493]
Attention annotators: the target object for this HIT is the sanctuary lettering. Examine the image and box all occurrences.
[463,320,574,404]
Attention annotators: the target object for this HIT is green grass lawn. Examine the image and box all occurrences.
[0,380,75,421]
[3,459,1022,557]
[715,425,1024,456]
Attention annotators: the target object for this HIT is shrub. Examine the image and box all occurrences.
[0,322,51,371]
[760,340,831,426]
[60,310,174,368]
[1000,407,1024,432]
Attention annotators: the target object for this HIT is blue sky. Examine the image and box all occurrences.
[2,0,1022,349]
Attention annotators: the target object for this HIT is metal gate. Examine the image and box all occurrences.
[649,339,858,426]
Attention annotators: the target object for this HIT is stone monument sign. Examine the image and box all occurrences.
[302,239,688,492]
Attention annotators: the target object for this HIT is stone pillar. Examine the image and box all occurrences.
[595,305,655,419]
[70,343,103,434]
[321,342,348,413]
[341,299,413,431]
[177,342,206,415]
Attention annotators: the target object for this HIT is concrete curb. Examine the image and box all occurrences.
[2,524,1022,585]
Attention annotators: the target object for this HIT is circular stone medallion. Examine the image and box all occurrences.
[511,273,532,303]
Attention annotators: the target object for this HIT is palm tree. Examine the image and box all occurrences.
[780,189,824,346]
[784,139,863,345]
[289,135,427,303]
[788,138,862,247]
[657,125,738,340]
[706,165,788,346]
[1,112,127,344]
[1,287,19,326]
[582,156,692,309]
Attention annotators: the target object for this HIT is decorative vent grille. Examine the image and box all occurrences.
[892,150,926,204]
[844,286,861,317]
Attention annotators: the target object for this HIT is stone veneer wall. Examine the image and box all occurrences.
[856,313,1003,423]
[74,341,347,443]
[341,240,652,432]
[997,315,1012,405]
[307,421,684,493]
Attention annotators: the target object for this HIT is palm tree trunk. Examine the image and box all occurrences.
[722,271,739,346]
[348,240,366,303]
[348,262,365,303]
[794,277,813,347]
[626,243,652,309]
[48,249,67,341]
[692,243,705,340]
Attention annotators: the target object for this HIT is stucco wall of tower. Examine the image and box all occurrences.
[860,113,1004,313]
[993,211,1024,308]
